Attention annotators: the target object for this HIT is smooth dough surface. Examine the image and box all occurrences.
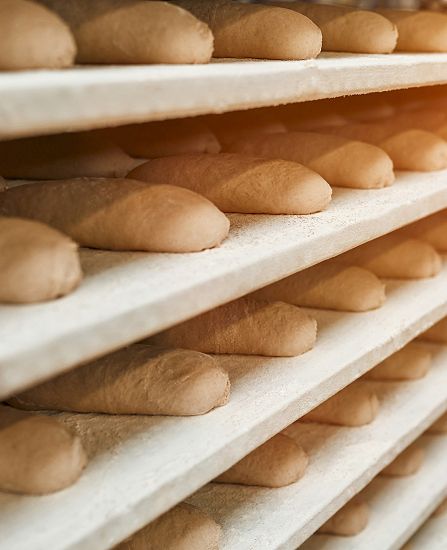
[365,343,431,381]
[402,211,447,251]
[0,179,230,253]
[318,498,369,536]
[380,442,425,476]
[9,346,230,416]
[149,297,318,357]
[215,433,308,487]
[433,497,447,516]
[419,317,447,343]
[428,411,447,434]
[0,217,82,303]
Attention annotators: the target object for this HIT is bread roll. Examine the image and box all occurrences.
[111,119,221,159]
[401,211,447,252]
[428,412,447,434]
[380,443,425,476]
[0,179,230,253]
[419,317,447,343]
[272,2,397,54]
[227,131,395,189]
[115,503,221,550]
[173,0,322,60]
[365,343,431,381]
[37,0,213,64]
[9,346,230,416]
[301,383,379,427]
[318,498,369,536]
[432,498,447,517]
[0,217,82,303]
[0,0,76,70]
[0,405,87,495]
[338,233,442,279]
[149,297,317,357]
[377,9,447,52]
[0,132,142,180]
[215,434,308,488]
[128,153,332,214]
[252,262,386,312]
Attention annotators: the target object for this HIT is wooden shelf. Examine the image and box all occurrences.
[2,53,447,140]
[2,173,447,400]
[2,276,447,550]
[302,434,447,550]
[407,502,447,549]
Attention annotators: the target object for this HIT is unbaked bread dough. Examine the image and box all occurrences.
[365,343,431,381]
[402,211,447,252]
[9,345,230,416]
[428,412,447,434]
[215,433,308,487]
[318,498,369,536]
[419,317,447,343]
[380,442,425,476]
[432,497,447,516]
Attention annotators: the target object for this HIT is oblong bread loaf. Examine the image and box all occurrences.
[9,346,230,416]
[301,383,380,427]
[401,211,447,252]
[226,131,395,189]
[380,442,425,476]
[0,405,87,495]
[338,233,442,279]
[252,262,386,312]
[365,343,431,381]
[0,0,76,70]
[433,497,447,516]
[0,132,142,179]
[37,0,214,64]
[428,412,447,434]
[377,9,447,52]
[0,179,230,253]
[128,153,332,214]
[273,1,397,54]
[149,297,317,357]
[318,498,369,536]
[115,503,221,550]
[173,0,322,60]
[0,217,82,304]
[111,119,221,159]
[215,433,308,488]
[419,317,447,344]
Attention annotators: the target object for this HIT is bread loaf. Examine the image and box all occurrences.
[419,318,447,343]
[149,297,317,357]
[272,2,397,54]
[365,343,431,381]
[401,211,447,252]
[0,217,82,303]
[215,433,308,487]
[318,498,369,536]
[172,0,322,59]
[0,0,76,70]
[227,131,395,189]
[0,179,230,252]
[338,233,442,279]
[301,383,379,427]
[37,0,214,64]
[377,9,447,52]
[128,153,332,214]
[428,412,447,434]
[0,405,87,495]
[252,262,386,312]
[9,346,230,416]
[115,503,221,550]
[0,132,142,179]
[380,443,425,476]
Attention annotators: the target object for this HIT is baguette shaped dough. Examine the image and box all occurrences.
[377,9,447,52]
[433,497,447,516]
[227,131,395,189]
[9,346,230,416]
[301,383,379,427]
[380,443,425,476]
[401,211,447,252]
[0,405,87,495]
[0,217,82,303]
[365,343,431,381]
[0,132,142,179]
[111,119,221,159]
[37,0,213,64]
[149,298,317,357]
[252,262,386,312]
[0,0,76,70]
[318,498,369,536]
[428,412,447,434]
[115,503,221,550]
[215,433,308,487]
[128,153,332,214]
[0,179,230,253]
[272,2,397,54]
[172,0,322,60]
[419,317,447,343]
[338,234,442,279]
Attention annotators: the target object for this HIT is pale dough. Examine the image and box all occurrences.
[401,211,447,252]
[428,412,447,434]
[432,497,447,517]
[319,498,369,536]
[365,343,431,381]
[380,442,425,476]
[419,318,447,344]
